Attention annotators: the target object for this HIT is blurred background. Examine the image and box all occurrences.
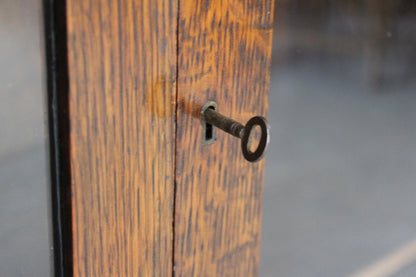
[0,0,51,276]
[260,1,416,276]
[1,0,416,276]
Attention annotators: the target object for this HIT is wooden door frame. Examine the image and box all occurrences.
[44,0,274,276]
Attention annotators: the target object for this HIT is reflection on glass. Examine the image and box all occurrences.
[262,1,416,276]
[0,0,52,276]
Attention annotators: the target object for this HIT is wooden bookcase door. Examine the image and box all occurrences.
[45,0,273,276]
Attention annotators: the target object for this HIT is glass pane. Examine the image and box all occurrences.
[0,0,52,276]
[262,1,416,276]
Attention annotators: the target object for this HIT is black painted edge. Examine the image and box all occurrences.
[43,0,73,276]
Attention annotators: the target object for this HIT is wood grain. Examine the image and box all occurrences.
[174,1,274,276]
[66,1,177,276]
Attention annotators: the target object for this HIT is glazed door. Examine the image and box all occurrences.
[45,0,274,276]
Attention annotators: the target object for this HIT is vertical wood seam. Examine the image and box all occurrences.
[172,0,181,276]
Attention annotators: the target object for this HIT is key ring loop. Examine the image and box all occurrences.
[241,116,270,163]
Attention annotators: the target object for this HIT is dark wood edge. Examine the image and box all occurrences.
[43,0,73,276]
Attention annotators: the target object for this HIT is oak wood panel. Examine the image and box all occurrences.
[174,1,274,276]
[66,1,177,276]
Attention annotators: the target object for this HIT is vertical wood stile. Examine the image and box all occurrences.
[174,0,274,276]
[66,1,178,276]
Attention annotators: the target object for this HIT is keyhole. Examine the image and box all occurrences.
[205,118,214,141]
[201,102,218,146]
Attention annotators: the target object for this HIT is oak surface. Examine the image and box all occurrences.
[65,0,273,275]
[174,1,274,276]
[66,1,177,276]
